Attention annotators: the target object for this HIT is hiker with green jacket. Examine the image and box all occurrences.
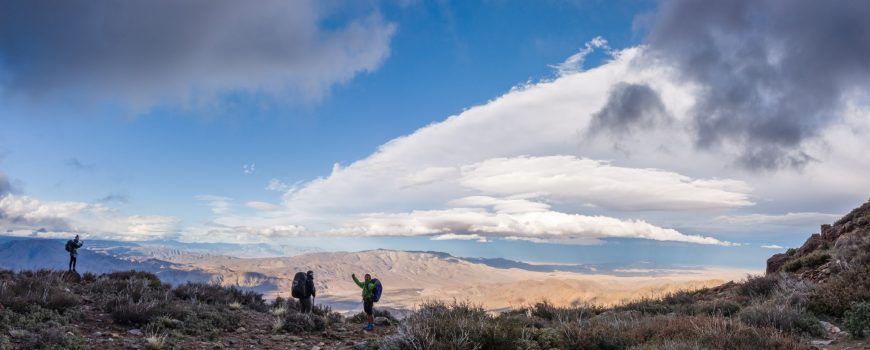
[66,235,83,272]
[352,273,377,331]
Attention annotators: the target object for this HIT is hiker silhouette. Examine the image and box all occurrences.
[65,235,84,272]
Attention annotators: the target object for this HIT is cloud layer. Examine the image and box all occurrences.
[0,193,178,240]
[643,0,870,169]
[0,0,396,111]
[332,196,734,246]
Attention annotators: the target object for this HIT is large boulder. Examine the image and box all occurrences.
[797,233,823,255]
[820,224,838,241]
[766,253,790,274]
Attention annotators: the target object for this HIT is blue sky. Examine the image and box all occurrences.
[2,0,869,269]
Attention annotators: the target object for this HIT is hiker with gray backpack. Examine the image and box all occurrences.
[65,235,84,273]
[352,273,382,331]
[292,270,316,313]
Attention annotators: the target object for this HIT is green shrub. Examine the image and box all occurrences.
[809,267,870,317]
[784,252,831,273]
[177,303,240,340]
[738,275,779,298]
[105,270,163,287]
[844,302,870,338]
[173,282,267,311]
[693,299,742,317]
[524,300,600,322]
[109,300,160,325]
[282,312,327,334]
[0,271,80,312]
[737,303,823,336]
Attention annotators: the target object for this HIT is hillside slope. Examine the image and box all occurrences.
[172,249,743,312]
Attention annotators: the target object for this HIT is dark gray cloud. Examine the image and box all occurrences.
[0,0,395,111]
[588,82,669,136]
[643,0,870,170]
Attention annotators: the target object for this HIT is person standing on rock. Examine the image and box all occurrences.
[65,235,84,272]
[300,270,316,313]
[352,273,378,331]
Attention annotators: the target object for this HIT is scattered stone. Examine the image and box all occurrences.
[168,319,185,328]
[270,335,286,341]
[8,329,29,338]
[93,331,103,337]
[811,339,833,346]
[820,321,841,334]
[236,327,246,332]
[353,341,368,350]
[374,316,391,325]
[318,342,325,346]
[288,335,303,341]
[128,329,143,336]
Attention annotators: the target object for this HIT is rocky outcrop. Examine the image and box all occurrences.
[766,198,870,276]
[797,233,823,255]
[766,253,790,274]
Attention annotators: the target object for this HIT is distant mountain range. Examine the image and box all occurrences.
[0,236,743,312]
[0,238,214,285]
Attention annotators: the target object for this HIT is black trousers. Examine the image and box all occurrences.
[299,297,312,313]
[68,255,77,271]
[363,299,374,315]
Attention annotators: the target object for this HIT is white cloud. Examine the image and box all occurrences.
[761,244,784,249]
[0,194,179,240]
[195,195,232,214]
[431,233,488,243]
[243,163,256,175]
[331,196,734,246]
[245,201,280,211]
[266,179,291,192]
[459,156,753,211]
[714,212,841,227]
[551,36,611,75]
[200,223,306,240]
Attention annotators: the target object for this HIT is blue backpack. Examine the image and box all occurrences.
[371,278,383,302]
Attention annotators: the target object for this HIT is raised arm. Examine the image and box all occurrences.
[352,274,364,288]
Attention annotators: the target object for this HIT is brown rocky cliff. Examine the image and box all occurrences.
[766,198,870,279]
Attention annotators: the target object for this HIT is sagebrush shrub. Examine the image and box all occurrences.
[844,301,870,339]
[737,303,823,336]
[738,274,779,298]
[809,266,870,317]
[282,312,327,334]
[173,282,267,311]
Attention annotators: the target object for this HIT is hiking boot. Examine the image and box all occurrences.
[366,324,374,331]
